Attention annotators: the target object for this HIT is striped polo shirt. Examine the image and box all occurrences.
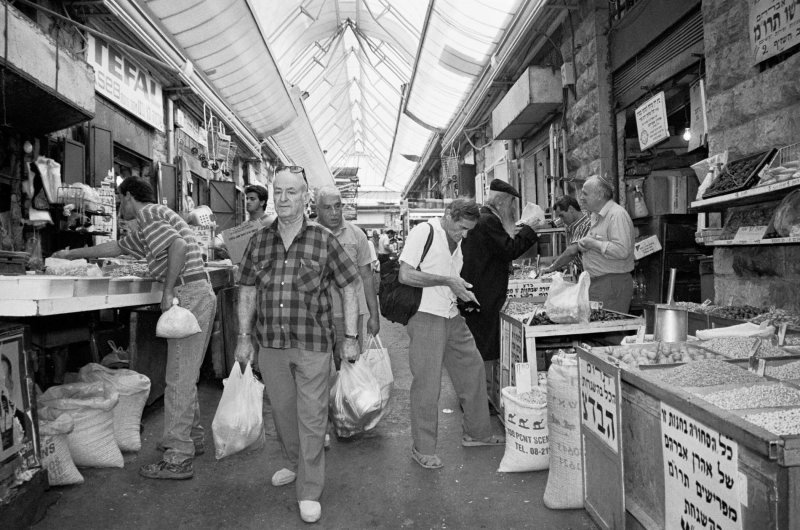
[118,203,205,282]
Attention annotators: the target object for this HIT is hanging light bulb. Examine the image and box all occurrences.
[682,127,692,142]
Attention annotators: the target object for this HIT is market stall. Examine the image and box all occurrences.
[578,336,800,530]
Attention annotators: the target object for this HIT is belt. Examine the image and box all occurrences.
[176,270,209,286]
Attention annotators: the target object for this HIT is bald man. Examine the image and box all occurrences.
[577,175,635,314]
[315,186,380,367]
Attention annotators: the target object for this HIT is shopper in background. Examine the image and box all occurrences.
[315,186,380,367]
[541,195,591,275]
[398,198,504,470]
[460,180,540,397]
[213,184,275,261]
[377,229,396,264]
[234,166,360,524]
[54,177,216,480]
[577,175,635,313]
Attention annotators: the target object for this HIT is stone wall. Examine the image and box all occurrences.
[563,0,614,184]
[703,0,800,311]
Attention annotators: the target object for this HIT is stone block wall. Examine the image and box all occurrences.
[563,0,613,183]
[703,0,800,311]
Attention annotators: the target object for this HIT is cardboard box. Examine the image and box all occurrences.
[643,169,699,215]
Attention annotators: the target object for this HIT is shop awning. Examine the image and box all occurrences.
[0,4,95,133]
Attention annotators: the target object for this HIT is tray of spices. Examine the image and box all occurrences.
[702,148,777,198]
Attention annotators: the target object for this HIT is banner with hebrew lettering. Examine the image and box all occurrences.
[749,0,800,64]
[660,402,742,530]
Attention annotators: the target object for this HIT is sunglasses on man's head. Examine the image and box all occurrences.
[278,165,308,187]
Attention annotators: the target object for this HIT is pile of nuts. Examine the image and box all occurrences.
[649,359,765,387]
[744,409,800,436]
[516,388,548,406]
[698,337,788,359]
[701,385,800,410]
[750,309,800,331]
[765,360,800,381]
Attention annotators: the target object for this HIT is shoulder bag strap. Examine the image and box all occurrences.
[416,222,435,271]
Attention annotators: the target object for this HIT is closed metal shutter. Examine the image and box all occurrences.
[612,11,703,105]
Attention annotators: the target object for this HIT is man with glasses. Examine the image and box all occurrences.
[398,198,505,471]
[541,195,591,276]
[235,166,360,524]
[315,186,380,367]
[577,175,635,313]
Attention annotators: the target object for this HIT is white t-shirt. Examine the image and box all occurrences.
[399,218,461,319]
[378,233,391,254]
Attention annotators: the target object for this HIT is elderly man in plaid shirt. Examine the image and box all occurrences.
[235,166,360,524]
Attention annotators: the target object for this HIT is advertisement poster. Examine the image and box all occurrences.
[661,403,742,530]
[86,35,165,131]
[635,91,669,151]
[749,0,800,64]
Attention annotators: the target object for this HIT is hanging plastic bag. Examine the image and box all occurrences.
[360,335,393,431]
[544,271,591,324]
[156,298,202,339]
[211,362,264,459]
[772,189,800,237]
[330,357,383,438]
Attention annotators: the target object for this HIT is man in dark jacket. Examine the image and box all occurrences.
[460,180,541,385]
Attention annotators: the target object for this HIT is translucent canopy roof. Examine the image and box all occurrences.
[255,0,525,191]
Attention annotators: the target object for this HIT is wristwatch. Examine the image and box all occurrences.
[344,333,359,340]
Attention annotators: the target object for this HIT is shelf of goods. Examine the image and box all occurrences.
[494,303,643,414]
[0,267,233,316]
[577,342,800,530]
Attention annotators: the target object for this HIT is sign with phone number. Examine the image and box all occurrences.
[578,356,620,453]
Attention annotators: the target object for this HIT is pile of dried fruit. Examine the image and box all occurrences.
[603,343,725,366]
[701,385,800,410]
[744,409,800,435]
[707,305,766,320]
[647,359,765,387]
[750,309,800,331]
[703,149,775,198]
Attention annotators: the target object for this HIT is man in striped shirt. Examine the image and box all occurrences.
[53,177,216,480]
[542,195,592,275]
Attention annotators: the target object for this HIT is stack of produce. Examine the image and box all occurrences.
[749,309,800,330]
[503,303,634,325]
[765,360,800,380]
[745,409,800,435]
[601,343,726,367]
[645,359,765,387]
[706,305,766,320]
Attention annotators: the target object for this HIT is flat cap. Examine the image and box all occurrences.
[489,179,520,198]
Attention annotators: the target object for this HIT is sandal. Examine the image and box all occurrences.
[462,434,505,447]
[411,446,443,469]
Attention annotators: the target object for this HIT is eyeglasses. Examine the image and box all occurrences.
[278,165,308,188]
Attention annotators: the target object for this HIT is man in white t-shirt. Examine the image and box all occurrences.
[377,229,396,264]
[398,198,504,470]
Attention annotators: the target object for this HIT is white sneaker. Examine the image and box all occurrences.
[271,468,296,487]
[324,433,331,449]
[299,500,321,523]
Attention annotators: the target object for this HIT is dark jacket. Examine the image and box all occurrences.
[460,207,538,361]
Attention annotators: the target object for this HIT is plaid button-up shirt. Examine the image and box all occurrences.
[239,218,359,353]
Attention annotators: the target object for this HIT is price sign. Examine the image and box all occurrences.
[578,356,620,453]
[733,226,768,243]
[661,403,742,530]
[635,91,669,150]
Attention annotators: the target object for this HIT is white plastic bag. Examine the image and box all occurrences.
[360,335,393,431]
[211,362,264,459]
[156,298,201,339]
[330,357,383,438]
[497,386,549,472]
[544,271,591,324]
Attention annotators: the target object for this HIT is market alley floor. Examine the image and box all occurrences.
[31,318,597,530]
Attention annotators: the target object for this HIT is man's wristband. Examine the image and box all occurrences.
[237,333,251,338]
[344,333,359,340]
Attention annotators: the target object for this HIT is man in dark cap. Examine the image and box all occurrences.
[461,179,543,403]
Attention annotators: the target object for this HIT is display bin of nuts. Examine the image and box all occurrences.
[577,345,800,530]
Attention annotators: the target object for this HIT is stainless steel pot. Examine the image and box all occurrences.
[654,268,688,343]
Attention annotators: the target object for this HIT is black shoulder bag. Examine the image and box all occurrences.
[378,223,434,325]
